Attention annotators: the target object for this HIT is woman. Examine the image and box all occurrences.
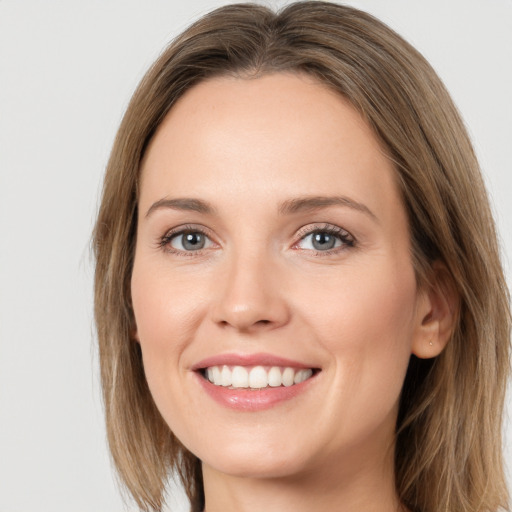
[93,2,511,511]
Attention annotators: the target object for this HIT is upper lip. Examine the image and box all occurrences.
[191,352,317,371]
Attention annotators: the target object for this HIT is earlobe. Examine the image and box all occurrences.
[411,262,459,359]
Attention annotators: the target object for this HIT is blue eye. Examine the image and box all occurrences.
[161,228,214,253]
[296,226,354,252]
[172,232,208,251]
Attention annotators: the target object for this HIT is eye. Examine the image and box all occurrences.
[299,231,342,251]
[160,227,215,254]
[172,231,209,251]
[295,225,355,253]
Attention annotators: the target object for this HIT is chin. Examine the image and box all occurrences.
[198,437,312,479]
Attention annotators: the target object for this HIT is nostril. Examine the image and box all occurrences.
[212,295,291,331]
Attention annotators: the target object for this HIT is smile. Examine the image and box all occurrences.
[193,353,320,411]
[204,365,314,389]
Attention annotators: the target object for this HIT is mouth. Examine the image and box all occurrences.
[192,353,321,410]
[200,365,316,390]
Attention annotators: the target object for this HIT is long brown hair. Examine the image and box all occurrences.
[93,2,511,511]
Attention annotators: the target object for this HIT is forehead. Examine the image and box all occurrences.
[139,73,402,224]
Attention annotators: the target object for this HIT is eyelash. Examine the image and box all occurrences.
[294,224,355,255]
[158,224,213,257]
[158,223,356,257]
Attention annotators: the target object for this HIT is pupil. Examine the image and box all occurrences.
[313,232,335,250]
[183,232,205,250]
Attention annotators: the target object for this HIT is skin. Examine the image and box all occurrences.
[131,73,454,512]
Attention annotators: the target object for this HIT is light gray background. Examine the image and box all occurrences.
[0,1,511,511]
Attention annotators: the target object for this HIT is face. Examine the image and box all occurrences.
[131,73,428,482]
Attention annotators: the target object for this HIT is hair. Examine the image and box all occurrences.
[92,2,511,511]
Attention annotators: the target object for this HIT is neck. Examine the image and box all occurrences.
[202,432,405,512]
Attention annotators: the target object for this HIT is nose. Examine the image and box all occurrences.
[211,250,291,333]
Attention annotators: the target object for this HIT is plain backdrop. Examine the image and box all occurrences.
[0,1,511,511]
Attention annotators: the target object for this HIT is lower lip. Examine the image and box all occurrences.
[195,372,318,411]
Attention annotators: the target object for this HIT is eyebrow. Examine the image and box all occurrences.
[145,197,216,218]
[278,195,378,221]
[145,195,377,221]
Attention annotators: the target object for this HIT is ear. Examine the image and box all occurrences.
[411,262,459,359]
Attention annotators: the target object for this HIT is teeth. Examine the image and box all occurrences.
[268,366,282,387]
[221,365,232,387]
[204,365,314,389]
[282,367,295,387]
[231,366,249,388]
[294,369,312,384]
[248,366,267,389]
[212,366,221,385]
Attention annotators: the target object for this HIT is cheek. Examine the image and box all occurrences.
[130,259,201,404]
[132,255,204,345]
[301,256,416,342]
[298,258,417,416]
